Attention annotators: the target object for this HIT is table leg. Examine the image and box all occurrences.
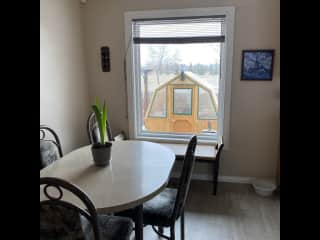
[134,204,143,240]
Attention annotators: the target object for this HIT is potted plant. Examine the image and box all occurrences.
[91,98,112,166]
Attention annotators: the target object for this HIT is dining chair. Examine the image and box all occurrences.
[40,177,134,240]
[117,135,197,240]
[40,125,63,170]
[213,136,224,195]
[87,112,115,143]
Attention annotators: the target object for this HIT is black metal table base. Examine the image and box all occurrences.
[134,204,143,240]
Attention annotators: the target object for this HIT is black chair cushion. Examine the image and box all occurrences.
[143,188,177,227]
[115,188,177,228]
[40,140,60,169]
[40,204,133,240]
[40,204,89,240]
[97,214,133,240]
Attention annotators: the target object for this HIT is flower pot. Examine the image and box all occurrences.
[91,142,112,166]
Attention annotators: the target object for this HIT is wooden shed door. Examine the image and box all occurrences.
[168,85,196,133]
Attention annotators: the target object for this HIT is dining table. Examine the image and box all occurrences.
[40,140,176,240]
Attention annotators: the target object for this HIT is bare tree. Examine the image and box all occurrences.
[145,46,171,84]
[145,46,183,84]
[166,49,181,74]
[142,69,152,115]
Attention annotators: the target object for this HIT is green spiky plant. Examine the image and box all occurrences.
[92,98,108,145]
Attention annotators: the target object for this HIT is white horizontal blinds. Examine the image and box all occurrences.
[132,15,226,44]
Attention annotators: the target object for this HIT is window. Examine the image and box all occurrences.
[198,87,217,120]
[148,87,167,118]
[173,88,192,115]
[125,7,234,145]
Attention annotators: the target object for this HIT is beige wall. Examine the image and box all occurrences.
[40,0,90,153]
[82,0,280,178]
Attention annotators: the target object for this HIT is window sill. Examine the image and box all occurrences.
[134,135,217,145]
[137,138,217,160]
[160,142,216,160]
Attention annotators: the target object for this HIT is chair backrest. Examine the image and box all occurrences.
[215,136,224,162]
[87,112,114,144]
[171,135,197,223]
[40,125,63,170]
[40,177,100,240]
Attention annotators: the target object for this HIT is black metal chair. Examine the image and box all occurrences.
[117,135,197,240]
[87,112,115,143]
[213,136,224,195]
[40,125,63,170]
[40,177,134,240]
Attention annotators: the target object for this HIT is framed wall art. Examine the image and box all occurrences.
[241,49,275,80]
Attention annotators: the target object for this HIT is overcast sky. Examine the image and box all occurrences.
[140,43,221,66]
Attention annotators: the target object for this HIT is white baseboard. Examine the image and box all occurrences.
[218,175,252,184]
[171,172,252,184]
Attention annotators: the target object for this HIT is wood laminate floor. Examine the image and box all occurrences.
[132,180,280,240]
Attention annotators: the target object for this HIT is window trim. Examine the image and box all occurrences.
[124,7,234,148]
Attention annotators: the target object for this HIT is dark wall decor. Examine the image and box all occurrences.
[101,46,110,72]
[241,49,274,80]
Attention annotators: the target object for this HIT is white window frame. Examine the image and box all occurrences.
[124,7,234,148]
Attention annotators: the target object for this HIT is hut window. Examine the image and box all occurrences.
[149,87,167,117]
[198,87,217,119]
[173,88,192,115]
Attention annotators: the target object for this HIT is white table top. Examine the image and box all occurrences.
[40,140,175,213]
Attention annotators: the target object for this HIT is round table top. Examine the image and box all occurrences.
[40,140,176,213]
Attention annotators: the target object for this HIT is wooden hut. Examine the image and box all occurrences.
[144,71,218,134]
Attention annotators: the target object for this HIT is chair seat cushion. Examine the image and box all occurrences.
[40,204,85,240]
[97,214,133,240]
[143,188,177,227]
[115,188,177,227]
[40,140,60,169]
[40,204,133,240]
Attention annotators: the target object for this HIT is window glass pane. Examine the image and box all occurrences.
[149,87,166,117]
[139,43,220,135]
[140,43,220,90]
[198,87,217,119]
[173,88,192,115]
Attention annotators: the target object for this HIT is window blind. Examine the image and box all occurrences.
[132,15,226,44]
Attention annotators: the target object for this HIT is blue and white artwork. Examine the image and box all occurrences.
[241,50,274,80]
